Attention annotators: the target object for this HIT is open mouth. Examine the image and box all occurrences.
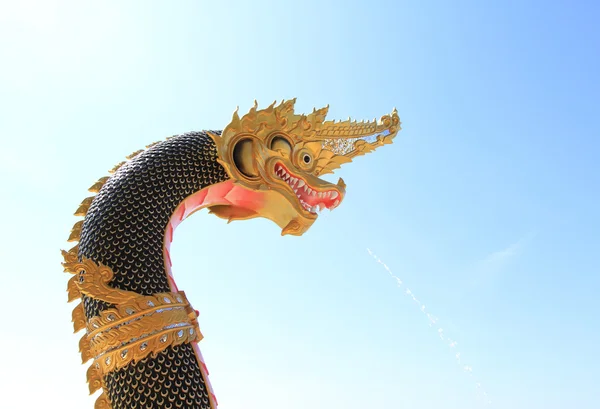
[274,162,342,214]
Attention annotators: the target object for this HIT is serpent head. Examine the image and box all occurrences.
[209,99,401,236]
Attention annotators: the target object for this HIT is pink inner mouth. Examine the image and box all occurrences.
[274,162,342,214]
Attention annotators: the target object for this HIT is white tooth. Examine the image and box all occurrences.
[292,177,297,185]
[297,179,305,188]
[303,185,308,192]
[317,192,323,198]
[318,202,326,210]
[311,190,317,197]
[330,191,338,199]
[333,199,340,207]
[307,188,312,195]
[294,189,298,193]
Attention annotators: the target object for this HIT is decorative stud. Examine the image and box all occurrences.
[140,342,148,351]
[121,349,128,358]
[177,330,184,338]
[160,334,168,343]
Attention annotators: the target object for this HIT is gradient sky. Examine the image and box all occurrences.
[1,1,599,408]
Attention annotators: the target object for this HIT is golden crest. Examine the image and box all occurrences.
[211,99,400,179]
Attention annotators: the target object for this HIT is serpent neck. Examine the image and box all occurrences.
[77,131,228,409]
[78,132,227,309]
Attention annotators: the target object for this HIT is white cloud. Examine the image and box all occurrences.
[469,232,536,290]
[480,232,536,269]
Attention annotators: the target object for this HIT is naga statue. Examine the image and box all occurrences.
[62,99,401,409]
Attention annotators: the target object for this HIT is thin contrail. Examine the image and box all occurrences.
[367,248,492,406]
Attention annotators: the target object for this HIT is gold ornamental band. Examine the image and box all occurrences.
[61,249,203,394]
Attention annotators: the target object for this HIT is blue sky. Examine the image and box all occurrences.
[0,0,598,408]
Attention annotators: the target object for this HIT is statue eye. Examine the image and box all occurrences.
[270,136,292,154]
[302,153,312,164]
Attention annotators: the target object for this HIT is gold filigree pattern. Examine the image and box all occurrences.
[61,251,203,399]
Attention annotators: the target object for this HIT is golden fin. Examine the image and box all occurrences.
[62,248,79,273]
[125,149,144,160]
[68,244,79,256]
[88,177,109,193]
[72,302,86,333]
[145,140,161,149]
[94,392,112,409]
[67,275,81,302]
[108,161,126,174]
[68,220,84,242]
[87,364,103,395]
[80,333,91,363]
[74,197,94,217]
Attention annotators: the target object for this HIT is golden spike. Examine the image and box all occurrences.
[62,248,78,273]
[87,364,103,395]
[67,275,81,302]
[68,220,84,242]
[72,302,86,333]
[145,140,161,149]
[88,177,109,193]
[108,161,126,174]
[79,333,91,363]
[94,393,111,409]
[230,107,241,130]
[68,244,79,258]
[125,149,144,160]
[74,197,94,217]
